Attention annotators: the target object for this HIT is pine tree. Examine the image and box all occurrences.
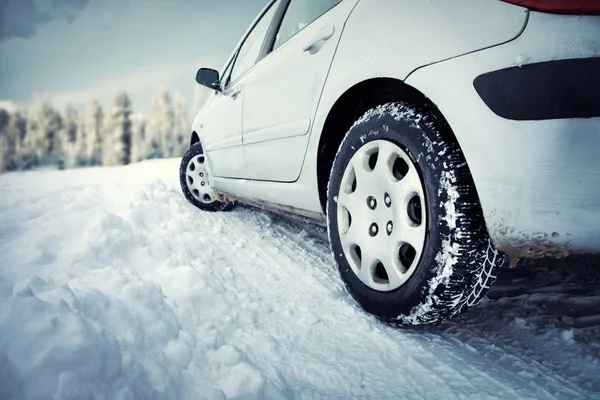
[0,109,10,172]
[24,98,62,168]
[130,113,147,163]
[102,91,132,166]
[0,109,27,172]
[147,88,174,159]
[75,117,87,167]
[84,100,103,166]
[60,105,79,169]
[8,111,26,170]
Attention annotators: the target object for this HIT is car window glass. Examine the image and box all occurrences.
[273,0,341,51]
[230,1,280,83]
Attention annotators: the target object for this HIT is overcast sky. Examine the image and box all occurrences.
[0,0,267,113]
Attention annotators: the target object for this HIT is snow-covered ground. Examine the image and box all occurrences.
[1,159,599,400]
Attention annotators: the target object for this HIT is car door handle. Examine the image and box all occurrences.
[303,26,335,52]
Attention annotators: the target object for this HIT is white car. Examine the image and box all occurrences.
[179,0,600,325]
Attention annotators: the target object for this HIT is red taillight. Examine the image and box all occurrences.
[501,0,600,14]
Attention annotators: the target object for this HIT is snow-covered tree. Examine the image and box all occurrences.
[0,109,11,172]
[60,105,79,169]
[7,111,27,170]
[102,91,132,166]
[173,93,189,157]
[147,88,174,159]
[84,100,103,166]
[75,117,88,167]
[24,98,62,168]
[129,113,147,163]
[0,85,193,173]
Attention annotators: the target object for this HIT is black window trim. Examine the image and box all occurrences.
[262,0,292,57]
[223,0,289,88]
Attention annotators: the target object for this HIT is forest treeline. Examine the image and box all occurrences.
[0,88,191,173]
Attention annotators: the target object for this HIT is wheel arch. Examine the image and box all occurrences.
[316,78,441,213]
[190,131,200,147]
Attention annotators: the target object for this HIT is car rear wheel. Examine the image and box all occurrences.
[179,142,236,212]
[327,102,507,326]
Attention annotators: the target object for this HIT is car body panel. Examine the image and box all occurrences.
[405,11,600,253]
[241,0,360,182]
[197,1,600,255]
[243,117,311,145]
[239,0,527,183]
[192,0,279,179]
[196,85,246,178]
[204,0,528,196]
[328,0,528,84]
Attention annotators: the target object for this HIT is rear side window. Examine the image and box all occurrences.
[230,1,281,83]
[273,0,341,51]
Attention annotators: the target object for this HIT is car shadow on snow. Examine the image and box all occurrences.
[265,204,600,335]
[420,255,600,396]
[444,254,600,336]
[262,205,600,338]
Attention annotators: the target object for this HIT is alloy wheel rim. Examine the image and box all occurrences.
[336,140,427,292]
[185,154,216,204]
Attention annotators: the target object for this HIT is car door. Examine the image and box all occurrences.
[199,63,245,178]
[200,1,281,179]
[240,0,359,182]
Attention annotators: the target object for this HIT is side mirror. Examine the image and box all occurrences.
[196,68,221,91]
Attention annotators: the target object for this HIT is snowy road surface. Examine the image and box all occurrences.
[1,159,599,400]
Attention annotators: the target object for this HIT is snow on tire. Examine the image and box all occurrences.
[179,142,236,212]
[326,102,507,326]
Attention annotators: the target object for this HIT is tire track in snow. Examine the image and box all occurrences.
[206,206,563,399]
[244,207,598,399]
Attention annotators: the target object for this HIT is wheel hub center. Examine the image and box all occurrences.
[365,191,395,240]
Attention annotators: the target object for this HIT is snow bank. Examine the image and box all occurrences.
[1,159,598,399]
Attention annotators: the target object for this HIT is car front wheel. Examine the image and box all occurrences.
[179,142,236,212]
[327,102,506,326]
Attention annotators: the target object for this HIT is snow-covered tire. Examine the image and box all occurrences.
[326,102,507,326]
[179,142,236,212]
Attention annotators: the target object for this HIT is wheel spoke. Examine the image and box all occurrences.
[402,166,423,192]
[186,175,194,189]
[374,141,397,180]
[382,259,404,288]
[340,223,365,250]
[336,190,363,217]
[199,186,212,198]
[358,253,376,286]
[394,217,425,249]
[349,156,373,193]
[186,175,197,191]
[389,166,421,198]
